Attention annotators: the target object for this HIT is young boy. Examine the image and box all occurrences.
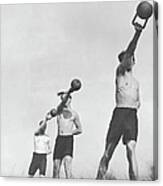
[28,120,51,178]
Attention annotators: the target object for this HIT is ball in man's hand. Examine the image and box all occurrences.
[137,1,153,19]
[71,79,82,91]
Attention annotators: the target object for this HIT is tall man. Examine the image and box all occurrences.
[96,23,143,180]
[46,93,82,179]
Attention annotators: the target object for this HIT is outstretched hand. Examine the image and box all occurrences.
[134,23,143,32]
[46,108,58,121]
[45,112,53,122]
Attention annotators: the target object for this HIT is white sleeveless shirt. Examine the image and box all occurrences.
[34,135,50,154]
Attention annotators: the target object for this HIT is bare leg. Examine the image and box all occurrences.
[96,141,118,179]
[126,140,138,180]
[63,155,73,179]
[39,156,47,178]
[53,159,62,178]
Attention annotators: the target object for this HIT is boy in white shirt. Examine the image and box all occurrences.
[28,120,51,177]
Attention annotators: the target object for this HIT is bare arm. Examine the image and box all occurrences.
[72,113,82,135]
[118,23,143,74]
[125,24,142,57]
[57,91,73,114]
[34,120,47,136]
[45,109,57,121]
[45,92,72,121]
[136,85,141,109]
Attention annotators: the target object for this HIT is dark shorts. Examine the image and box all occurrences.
[53,135,74,160]
[106,107,138,145]
[28,152,47,176]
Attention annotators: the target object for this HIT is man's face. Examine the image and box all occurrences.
[126,56,135,72]
[130,56,135,67]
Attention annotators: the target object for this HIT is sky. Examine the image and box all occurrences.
[0,0,156,180]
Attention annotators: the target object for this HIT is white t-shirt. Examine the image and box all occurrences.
[34,135,50,154]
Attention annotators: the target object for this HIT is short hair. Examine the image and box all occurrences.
[118,51,126,62]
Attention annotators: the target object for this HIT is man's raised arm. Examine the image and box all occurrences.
[125,23,143,57]
[57,92,72,114]
[117,23,143,76]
